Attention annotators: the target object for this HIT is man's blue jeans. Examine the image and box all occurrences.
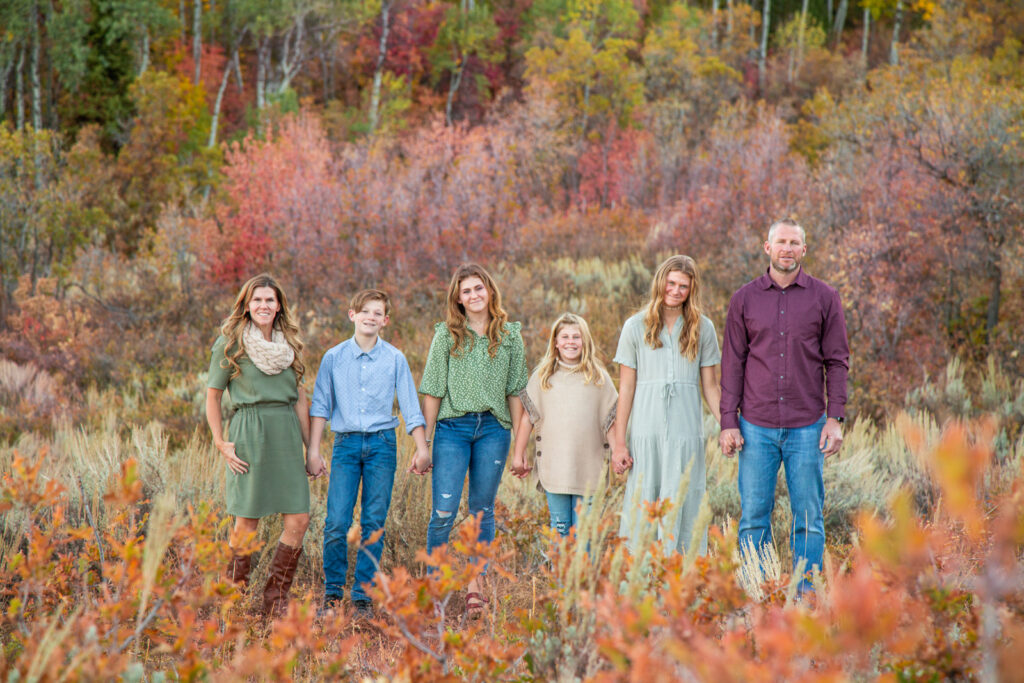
[426,412,510,555]
[737,413,826,593]
[323,429,397,602]
[545,492,584,538]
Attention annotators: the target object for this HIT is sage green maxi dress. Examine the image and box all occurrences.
[207,336,310,518]
[613,313,721,556]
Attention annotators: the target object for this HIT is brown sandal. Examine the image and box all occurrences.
[465,592,489,619]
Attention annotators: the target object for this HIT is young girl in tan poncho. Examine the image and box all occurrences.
[511,313,620,537]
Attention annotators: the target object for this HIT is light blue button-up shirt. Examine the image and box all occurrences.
[310,337,426,434]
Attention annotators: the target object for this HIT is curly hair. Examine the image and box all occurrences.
[641,255,704,360]
[218,273,305,382]
[444,263,509,358]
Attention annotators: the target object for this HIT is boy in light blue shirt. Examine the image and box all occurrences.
[307,289,429,616]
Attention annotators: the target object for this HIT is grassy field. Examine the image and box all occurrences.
[2,355,1023,680]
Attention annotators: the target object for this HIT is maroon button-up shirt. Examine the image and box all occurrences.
[721,267,849,430]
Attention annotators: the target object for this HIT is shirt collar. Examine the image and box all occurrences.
[758,266,809,290]
[346,336,382,359]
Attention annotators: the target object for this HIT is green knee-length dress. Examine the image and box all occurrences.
[614,313,721,556]
[208,335,310,518]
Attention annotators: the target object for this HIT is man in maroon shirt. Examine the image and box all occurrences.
[719,219,849,594]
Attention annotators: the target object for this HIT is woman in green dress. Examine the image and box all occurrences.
[205,273,312,616]
[612,255,722,556]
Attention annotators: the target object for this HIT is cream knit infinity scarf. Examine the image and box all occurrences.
[242,322,294,375]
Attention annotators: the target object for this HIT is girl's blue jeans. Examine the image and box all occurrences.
[426,412,510,556]
[545,492,585,537]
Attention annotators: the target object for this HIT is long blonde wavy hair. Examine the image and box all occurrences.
[642,255,704,360]
[536,313,606,389]
[219,273,305,382]
[445,263,509,358]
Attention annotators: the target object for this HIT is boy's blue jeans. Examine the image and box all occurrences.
[737,413,827,594]
[323,429,397,602]
[426,412,510,555]
[545,492,585,538]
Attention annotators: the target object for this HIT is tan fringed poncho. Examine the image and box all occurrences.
[519,365,618,496]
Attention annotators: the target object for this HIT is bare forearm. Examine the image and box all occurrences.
[295,389,311,447]
[308,416,327,456]
[700,365,723,425]
[513,411,533,461]
[410,425,428,451]
[422,395,441,441]
[508,395,524,443]
[614,368,636,451]
[206,388,226,444]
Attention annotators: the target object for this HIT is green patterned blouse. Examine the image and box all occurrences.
[419,321,528,429]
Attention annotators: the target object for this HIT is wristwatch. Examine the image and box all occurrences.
[830,416,845,424]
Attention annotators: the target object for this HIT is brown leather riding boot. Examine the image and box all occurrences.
[262,542,303,617]
[226,552,253,590]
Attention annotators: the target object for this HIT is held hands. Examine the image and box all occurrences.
[215,439,249,475]
[408,446,432,475]
[611,446,633,475]
[719,428,743,458]
[819,418,843,457]
[510,453,532,479]
[306,452,327,478]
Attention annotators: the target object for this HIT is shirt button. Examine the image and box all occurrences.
[603,442,610,449]
[536,451,542,457]
[780,375,784,379]
[536,435,541,441]
[780,332,784,336]
[780,353,784,357]
[779,397,784,401]
[781,310,785,314]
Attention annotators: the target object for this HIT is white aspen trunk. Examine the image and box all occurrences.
[794,0,809,82]
[758,0,771,92]
[15,44,24,130]
[208,48,235,147]
[30,0,42,131]
[180,0,186,44]
[861,6,870,66]
[445,60,463,126]
[0,43,16,119]
[232,49,244,92]
[726,0,733,42]
[192,0,202,84]
[138,28,150,76]
[368,2,391,134]
[256,36,269,110]
[889,0,903,65]
[712,0,720,47]
[826,0,833,30]
[833,0,848,48]
[276,17,307,93]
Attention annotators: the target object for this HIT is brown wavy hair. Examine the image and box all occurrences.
[642,255,704,360]
[536,313,606,389]
[445,263,509,358]
[218,273,305,382]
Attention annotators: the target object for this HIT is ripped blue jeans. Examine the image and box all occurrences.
[426,412,510,556]
[545,492,585,537]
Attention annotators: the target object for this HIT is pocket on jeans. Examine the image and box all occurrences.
[378,429,397,446]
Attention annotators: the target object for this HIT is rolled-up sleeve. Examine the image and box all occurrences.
[309,351,335,420]
[505,323,528,396]
[419,324,450,398]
